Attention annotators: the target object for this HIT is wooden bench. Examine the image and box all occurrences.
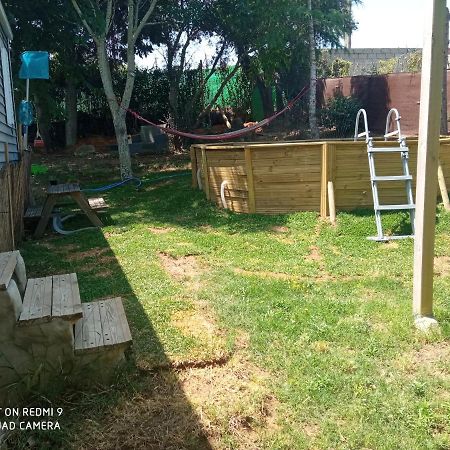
[74,297,132,354]
[19,273,83,325]
[25,197,108,220]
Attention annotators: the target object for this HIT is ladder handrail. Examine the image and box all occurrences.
[384,108,403,143]
[354,109,370,143]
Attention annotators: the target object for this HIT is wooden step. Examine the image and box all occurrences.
[74,298,132,354]
[19,273,83,325]
[0,251,19,290]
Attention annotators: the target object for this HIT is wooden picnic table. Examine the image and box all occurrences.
[34,183,103,238]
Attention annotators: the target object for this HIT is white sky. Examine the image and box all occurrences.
[137,1,436,68]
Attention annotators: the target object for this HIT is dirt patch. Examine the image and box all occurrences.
[158,252,205,292]
[179,353,280,448]
[306,245,322,263]
[233,267,364,283]
[398,342,450,378]
[270,226,289,234]
[73,352,279,450]
[171,309,217,341]
[148,226,175,235]
[234,268,293,281]
[434,256,450,276]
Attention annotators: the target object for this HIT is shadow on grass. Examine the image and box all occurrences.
[16,230,213,450]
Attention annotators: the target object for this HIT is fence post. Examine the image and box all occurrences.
[4,143,15,250]
[321,142,336,218]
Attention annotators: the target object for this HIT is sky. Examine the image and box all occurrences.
[137,0,433,68]
[351,0,426,48]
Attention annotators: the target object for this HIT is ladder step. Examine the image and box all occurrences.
[372,175,413,182]
[376,204,415,211]
[368,147,409,153]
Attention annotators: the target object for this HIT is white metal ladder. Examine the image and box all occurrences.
[354,108,415,242]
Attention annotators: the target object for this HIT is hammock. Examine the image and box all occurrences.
[126,85,309,141]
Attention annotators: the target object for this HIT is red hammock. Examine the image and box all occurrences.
[126,85,309,141]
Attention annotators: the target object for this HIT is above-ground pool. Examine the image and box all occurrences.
[191,139,450,216]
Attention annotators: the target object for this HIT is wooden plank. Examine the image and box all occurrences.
[245,148,256,213]
[34,194,58,238]
[0,251,17,290]
[4,143,14,250]
[201,147,211,200]
[19,276,52,324]
[71,192,103,227]
[74,302,104,353]
[51,273,82,321]
[190,146,198,188]
[98,297,132,347]
[88,197,107,210]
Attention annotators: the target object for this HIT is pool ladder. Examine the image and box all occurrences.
[354,108,415,242]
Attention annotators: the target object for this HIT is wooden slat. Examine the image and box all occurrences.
[74,302,103,353]
[52,273,82,321]
[98,297,132,347]
[245,148,256,213]
[190,147,198,188]
[19,276,52,324]
[0,250,17,290]
[75,298,132,354]
[201,147,211,200]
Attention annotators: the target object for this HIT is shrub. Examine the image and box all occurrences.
[320,94,363,137]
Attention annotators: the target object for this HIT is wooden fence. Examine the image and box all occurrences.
[0,149,31,252]
[191,139,450,215]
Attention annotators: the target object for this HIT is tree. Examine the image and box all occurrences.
[308,0,319,138]
[70,0,159,179]
[5,0,94,150]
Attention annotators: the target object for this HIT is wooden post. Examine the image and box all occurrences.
[438,9,450,211]
[190,146,198,189]
[327,181,336,226]
[245,148,256,213]
[201,147,211,200]
[320,142,336,218]
[4,143,15,250]
[438,163,450,210]
[413,0,446,329]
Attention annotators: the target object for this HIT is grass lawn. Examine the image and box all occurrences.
[9,150,450,449]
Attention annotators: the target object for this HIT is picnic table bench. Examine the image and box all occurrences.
[32,183,105,238]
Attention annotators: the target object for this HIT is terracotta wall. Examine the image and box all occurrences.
[318,72,450,135]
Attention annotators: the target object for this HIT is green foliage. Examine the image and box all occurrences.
[406,51,422,73]
[377,57,399,75]
[319,56,352,78]
[320,94,362,136]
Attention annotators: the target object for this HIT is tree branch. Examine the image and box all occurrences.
[71,0,97,40]
[195,62,241,127]
[133,0,158,42]
[105,0,115,35]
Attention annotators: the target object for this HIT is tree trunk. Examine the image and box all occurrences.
[113,110,132,178]
[256,76,274,117]
[96,40,132,178]
[65,79,78,147]
[308,0,319,139]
